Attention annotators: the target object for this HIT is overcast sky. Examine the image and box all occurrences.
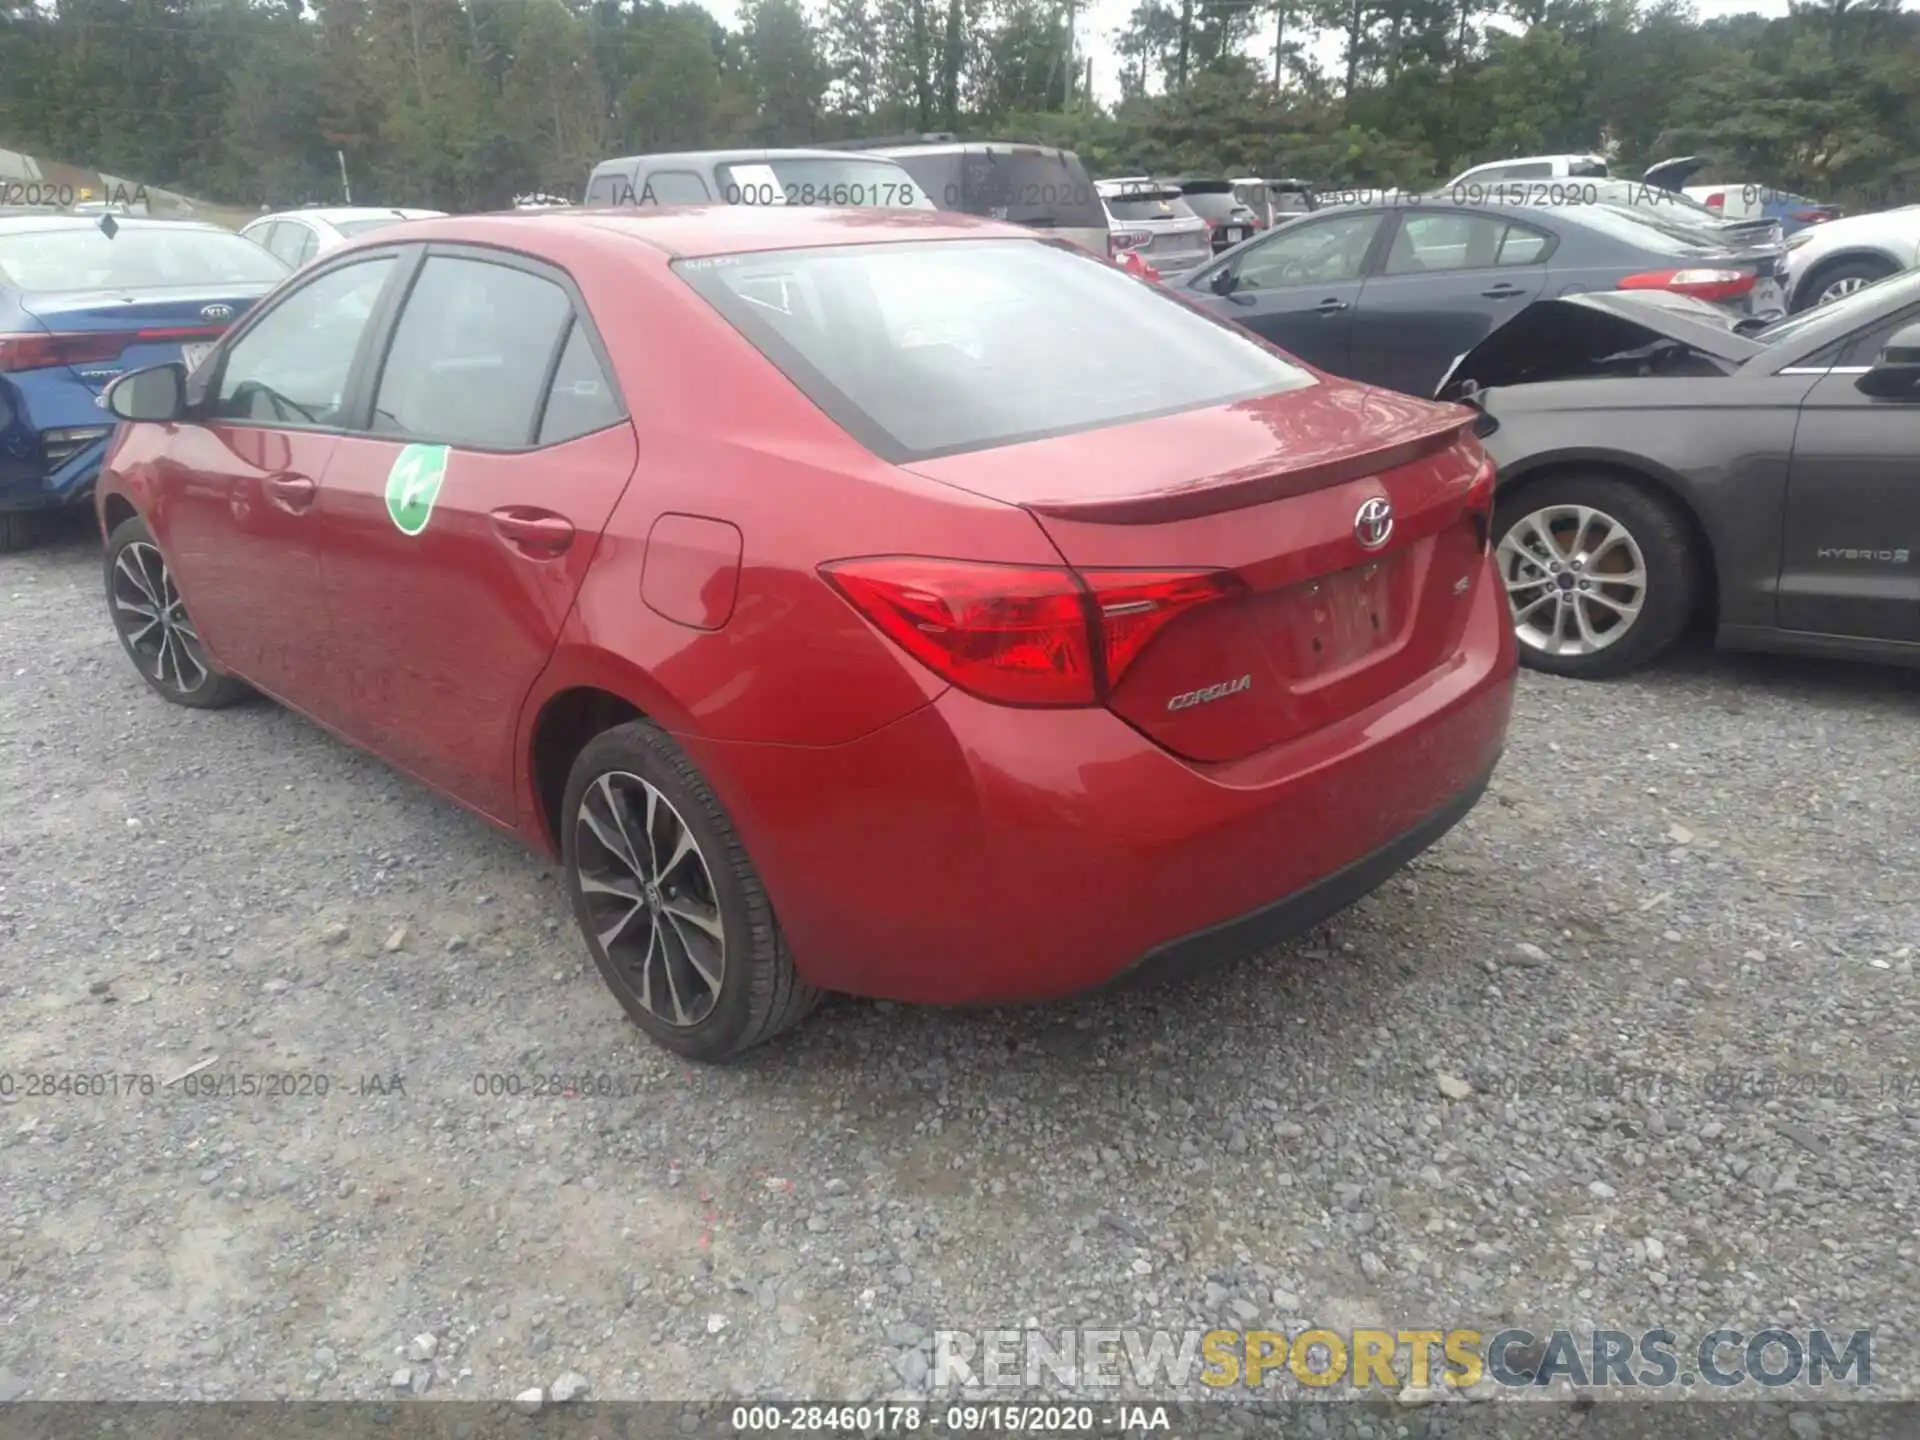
[699,0,1799,107]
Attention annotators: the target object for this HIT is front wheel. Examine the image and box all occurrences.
[561,720,821,1062]
[1491,476,1699,678]
[104,515,250,708]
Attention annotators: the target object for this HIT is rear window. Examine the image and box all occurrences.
[674,238,1313,462]
[1181,191,1240,221]
[894,150,1104,227]
[0,225,289,291]
[718,162,933,213]
[334,215,418,237]
[1591,201,1742,249]
[1564,204,1730,256]
[1104,190,1196,222]
[711,158,934,210]
[1475,162,1553,181]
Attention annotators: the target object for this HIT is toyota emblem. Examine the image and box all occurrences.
[1354,496,1393,549]
[201,303,234,321]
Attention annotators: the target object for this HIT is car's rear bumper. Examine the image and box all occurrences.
[0,436,106,513]
[684,555,1517,1004]
[1114,759,1492,988]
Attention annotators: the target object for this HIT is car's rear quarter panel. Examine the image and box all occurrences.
[515,223,1068,862]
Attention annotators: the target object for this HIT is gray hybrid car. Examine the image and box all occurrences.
[1436,275,1920,677]
[1179,197,1788,397]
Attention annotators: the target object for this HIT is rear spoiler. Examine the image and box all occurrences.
[1020,416,1474,526]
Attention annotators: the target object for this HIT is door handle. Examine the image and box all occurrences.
[261,473,316,513]
[490,507,575,556]
[1481,284,1525,299]
[1313,298,1349,314]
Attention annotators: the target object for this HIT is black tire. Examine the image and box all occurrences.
[1491,473,1699,679]
[104,514,251,709]
[0,512,37,553]
[560,719,821,1062]
[1791,255,1895,314]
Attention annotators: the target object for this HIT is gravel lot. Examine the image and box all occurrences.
[2,513,1916,1421]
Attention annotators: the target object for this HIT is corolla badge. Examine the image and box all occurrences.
[200,303,234,321]
[1354,496,1394,550]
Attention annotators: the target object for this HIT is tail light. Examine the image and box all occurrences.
[1617,268,1755,303]
[0,325,226,373]
[1107,228,1152,257]
[0,332,129,372]
[1792,208,1836,224]
[819,557,1240,707]
[1463,456,1496,552]
[1703,191,1725,211]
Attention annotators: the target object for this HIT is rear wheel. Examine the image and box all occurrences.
[1794,256,1895,313]
[561,720,821,1062]
[1492,475,1698,679]
[104,515,250,708]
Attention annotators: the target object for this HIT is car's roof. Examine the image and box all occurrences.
[259,206,444,224]
[593,149,913,170]
[351,205,1031,260]
[0,214,231,236]
[863,140,1072,157]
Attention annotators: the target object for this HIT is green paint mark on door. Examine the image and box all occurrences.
[384,443,450,536]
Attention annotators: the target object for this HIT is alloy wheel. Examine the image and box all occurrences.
[572,771,726,1028]
[1496,504,1648,658]
[111,542,213,695]
[1818,275,1872,305]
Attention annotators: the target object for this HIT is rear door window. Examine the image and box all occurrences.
[284,223,319,267]
[264,222,310,267]
[370,256,576,449]
[537,320,624,444]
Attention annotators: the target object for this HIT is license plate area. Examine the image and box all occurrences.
[182,341,214,372]
[1220,226,1250,245]
[1265,555,1403,681]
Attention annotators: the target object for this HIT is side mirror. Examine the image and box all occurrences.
[1208,266,1236,296]
[105,363,187,423]
[1856,322,1920,399]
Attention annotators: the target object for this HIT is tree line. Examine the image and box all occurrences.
[1,0,1916,215]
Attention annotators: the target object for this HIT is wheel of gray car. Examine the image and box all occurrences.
[104,515,251,709]
[1792,256,1896,313]
[1492,475,1699,679]
[560,719,822,1063]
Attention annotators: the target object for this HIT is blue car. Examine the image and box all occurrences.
[0,214,289,550]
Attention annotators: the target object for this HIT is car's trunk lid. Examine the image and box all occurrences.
[1643,155,1711,191]
[18,285,271,391]
[904,380,1492,762]
[1436,293,1765,396]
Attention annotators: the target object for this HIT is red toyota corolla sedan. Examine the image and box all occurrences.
[96,206,1515,1061]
